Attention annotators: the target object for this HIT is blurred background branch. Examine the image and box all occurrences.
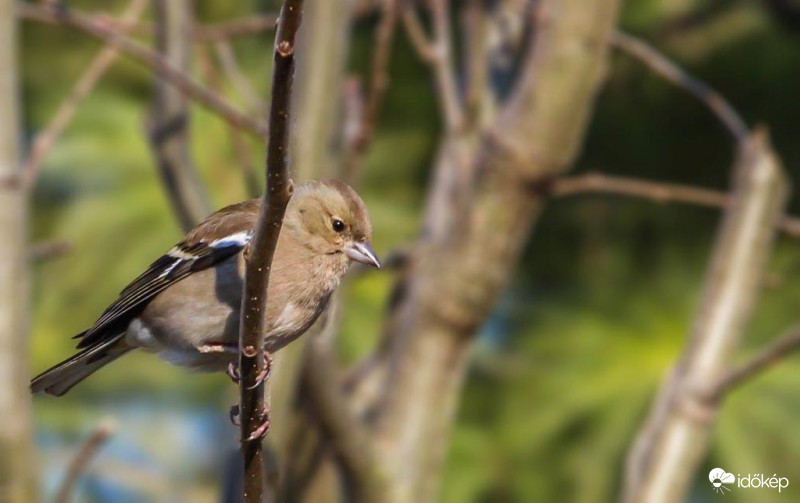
[30,239,73,263]
[0,1,34,501]
[55,420,115,503]
[551,172,800,238]
[19,2,269,139]
[709,323,800,401]
[17,0,800,501]
[21,0,148,190]
[612,31,748,142]
[623,131,789,503]
[342,0,399,183]
[146,0,211,231]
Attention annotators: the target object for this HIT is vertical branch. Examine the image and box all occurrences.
[342,0,400,183]
[148,0,211,231]
[623,131,789,503]
[400,2,464,132]
[0,1,34,501]
[429,0,464,132]
[461,0,493,130]
[373,1,622,501]
[238,2,304,502]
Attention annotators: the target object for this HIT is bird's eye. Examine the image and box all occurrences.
[332,219,345,233]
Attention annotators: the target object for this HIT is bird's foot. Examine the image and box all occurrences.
[229,404,241,426]
[246,410,271,441]
[226,361,240,384]
[226,352,273,390]
[228,404,271,441]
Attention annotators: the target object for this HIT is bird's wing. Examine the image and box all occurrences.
[74,199,261,349]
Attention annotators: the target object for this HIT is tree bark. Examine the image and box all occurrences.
[372,1,622,501]
[0,0,34,501]
[623,131,789,503]
[148,0,211,231]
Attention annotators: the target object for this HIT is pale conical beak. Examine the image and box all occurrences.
[345,241,381,268]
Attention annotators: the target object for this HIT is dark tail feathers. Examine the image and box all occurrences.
[30,335,133,396]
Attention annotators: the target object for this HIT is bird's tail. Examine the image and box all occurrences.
[30,334,133,396]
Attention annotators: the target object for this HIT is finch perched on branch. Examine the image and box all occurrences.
[31,179,380,396]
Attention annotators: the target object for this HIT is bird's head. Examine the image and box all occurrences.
[284,180,381,268]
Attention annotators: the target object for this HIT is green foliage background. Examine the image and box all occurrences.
[24,0,800,501]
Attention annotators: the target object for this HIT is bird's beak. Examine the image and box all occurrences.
[345,241,381,268]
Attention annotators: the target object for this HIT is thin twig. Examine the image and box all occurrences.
[194,15,278,42]
[401,1,464,131]
[20,2,269,139]
[21,0,148,190]
[401,4,436,62]
[342,0,400,182]
[550,171,800,239]
[55,420,115,503]
[195,42,260,197]
[552,172,728,206]
[238,2,304,502]
[30,239,72,262]
[19,10,279,41]
[213,39,268,114]
[709,325,800,400]
[612,31,749,142]
[429,0,464,131]
[655,0,742,40]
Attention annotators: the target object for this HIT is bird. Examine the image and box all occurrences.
[31,179,380,396]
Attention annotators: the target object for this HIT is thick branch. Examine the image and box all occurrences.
[612,31,749,142]
[21,0,147,190]
[238,2,304,502]
[0,0,35,499]
[374,1,622,501]
[623,131,789,503]
[19,3,269,139]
